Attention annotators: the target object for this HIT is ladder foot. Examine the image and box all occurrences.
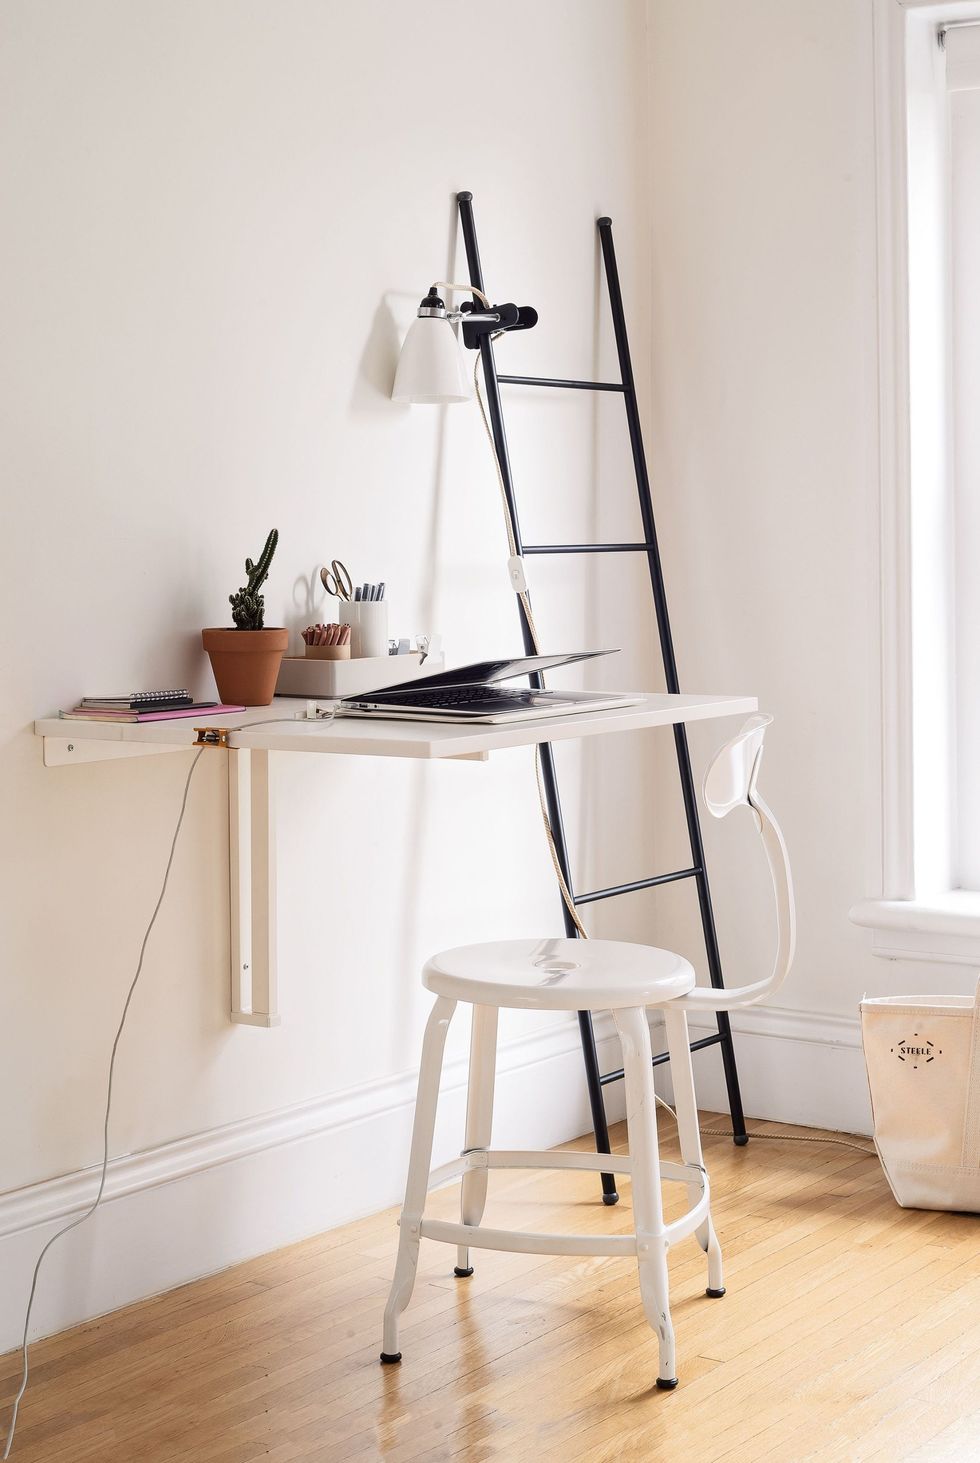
[601,1191,620,1207]
[705,1287,726,1299]
[380,1351,402,1365]
[656,1376,679,1391]
[733,1134,749,1147]
[453,1265,474,1277]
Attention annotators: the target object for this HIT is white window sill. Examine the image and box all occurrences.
[850,892,980,964]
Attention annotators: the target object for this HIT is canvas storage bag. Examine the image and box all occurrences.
[861,981,980,1213]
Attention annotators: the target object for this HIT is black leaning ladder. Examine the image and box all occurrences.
[456,191,748,1203]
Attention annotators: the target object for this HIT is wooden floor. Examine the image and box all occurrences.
[3,1114,980,1463]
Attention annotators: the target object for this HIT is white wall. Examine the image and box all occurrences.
[642,0,978,1129]
[0,0,655,1346]
[4,0,949,1354]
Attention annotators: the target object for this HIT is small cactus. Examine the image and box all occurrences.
[230,529,279,630]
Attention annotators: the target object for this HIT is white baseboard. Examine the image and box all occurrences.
[0,1004,871,1354]
[0,1015,626,1353]
[686,1003,873,1137]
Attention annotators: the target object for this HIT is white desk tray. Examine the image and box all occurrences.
[275,652,444,699]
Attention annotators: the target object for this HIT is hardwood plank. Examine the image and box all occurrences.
[5,1114,976,1463]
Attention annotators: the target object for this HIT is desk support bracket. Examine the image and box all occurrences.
[229,748,281,1027]
[42,738,185,768]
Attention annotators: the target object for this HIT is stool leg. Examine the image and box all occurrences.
[381,993,456,1364]
[456,1003,498,1277]
[614,1006,677,1389]
[664,1005,724,1297]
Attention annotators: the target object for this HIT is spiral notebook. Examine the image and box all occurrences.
[60,702,245,724]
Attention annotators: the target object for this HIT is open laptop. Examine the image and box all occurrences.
[340,651,643,724]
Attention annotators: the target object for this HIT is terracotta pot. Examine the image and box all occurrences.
[202,627,288,706]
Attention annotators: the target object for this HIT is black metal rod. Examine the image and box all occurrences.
[497,374,626,393]
[457,190,619,1201]
[598,216,748,1145]
[574,867,701,906]
[599,1033,726,1087]
[523,542,653,555]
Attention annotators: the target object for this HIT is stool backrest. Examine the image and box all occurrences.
[700,714,796,1009]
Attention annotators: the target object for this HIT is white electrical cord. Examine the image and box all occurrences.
[1,703,341,1455]
[2,747,205,1460]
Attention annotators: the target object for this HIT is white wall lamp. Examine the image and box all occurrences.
[391,280,537,404]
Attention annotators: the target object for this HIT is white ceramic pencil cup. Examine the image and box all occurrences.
[339,601,388,658]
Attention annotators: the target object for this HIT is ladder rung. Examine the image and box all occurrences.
[599,1033,726,1087]
[497,373,626,393]
[574,867,701,906]
[523,542,654,555]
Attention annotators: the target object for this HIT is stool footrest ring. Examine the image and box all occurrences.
[430,1148,705,1185]
[415,1152,709,1257]
[420,1218,638,1258]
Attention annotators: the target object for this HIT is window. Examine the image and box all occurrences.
[852,1,980,962]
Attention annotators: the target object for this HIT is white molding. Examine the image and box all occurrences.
[873,0,916,901]
[0,1013,626,1351]
[727,1002,862,1050]
[0,1004,875,1352]
[0,1014,618,1240]
[851,892,980,963]
[858,0,980,958]
[687,1004,871,1137]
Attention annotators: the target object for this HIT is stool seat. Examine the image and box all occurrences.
[384,714,794,1388]
[423,937,695,1011]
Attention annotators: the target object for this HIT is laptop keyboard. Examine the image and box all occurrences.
[376,685,544,709]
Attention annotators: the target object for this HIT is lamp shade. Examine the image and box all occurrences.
[392,315,472,404]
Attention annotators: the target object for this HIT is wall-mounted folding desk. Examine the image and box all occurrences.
[34,692,756,1029]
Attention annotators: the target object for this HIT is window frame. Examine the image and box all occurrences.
[852,0,980,964]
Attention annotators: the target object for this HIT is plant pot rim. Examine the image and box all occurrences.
[203,626,286,633]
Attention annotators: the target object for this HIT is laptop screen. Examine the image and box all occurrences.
[351,649,618,701]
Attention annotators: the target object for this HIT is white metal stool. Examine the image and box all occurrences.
[381,714,795,1388]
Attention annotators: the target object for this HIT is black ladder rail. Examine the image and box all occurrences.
[455,193,747,1202]
[456,191,619,1205]
[596,215,746,1146]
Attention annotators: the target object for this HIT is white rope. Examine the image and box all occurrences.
[429,279,493,310]
[649,1094,874,1155]
[472,347,588,940]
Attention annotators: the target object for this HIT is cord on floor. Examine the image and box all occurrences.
[650,1093,875,1156]
[2,747,206,1461]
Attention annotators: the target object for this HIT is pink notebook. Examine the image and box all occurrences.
[138,703,246,722]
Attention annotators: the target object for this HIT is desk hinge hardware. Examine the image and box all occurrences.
[195,727,231,748]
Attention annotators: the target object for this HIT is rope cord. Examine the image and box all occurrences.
[430,280,493,310]
[650,1094,875,1155]
[472,348,588,939]
[2,748,206,1460]
[476,347,875,1163]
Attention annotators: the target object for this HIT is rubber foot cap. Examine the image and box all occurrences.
[602,1192,620,1207]
[733,1134,749,1147]
[453,1266,474,1277]
[706,1287,726,1299]
[379,1351,402,1365]
[656,1377,679,1391]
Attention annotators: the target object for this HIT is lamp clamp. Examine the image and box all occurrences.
[458,299,538,349]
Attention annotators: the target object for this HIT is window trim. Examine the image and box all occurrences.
[852,0,980,962]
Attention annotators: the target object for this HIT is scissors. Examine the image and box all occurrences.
[320,559,353,601]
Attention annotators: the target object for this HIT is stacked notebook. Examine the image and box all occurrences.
[60,689,245,723]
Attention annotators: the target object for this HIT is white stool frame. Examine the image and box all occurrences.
[382,713,793,1389]
[381,995,723,1388]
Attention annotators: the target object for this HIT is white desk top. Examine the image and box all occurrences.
[36,692,758,761]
